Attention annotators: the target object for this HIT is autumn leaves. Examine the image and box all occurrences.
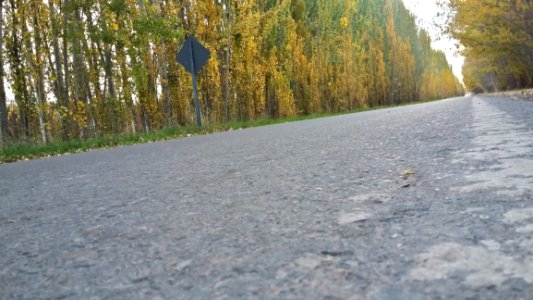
[0,0,462,143]
[447,0,533,92]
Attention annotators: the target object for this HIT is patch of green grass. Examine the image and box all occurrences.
[0,102,423,163]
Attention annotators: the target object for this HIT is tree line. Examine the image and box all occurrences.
[446,0,533,93]
[0,0,463,143]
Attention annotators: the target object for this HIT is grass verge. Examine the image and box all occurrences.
[0,103,422,163]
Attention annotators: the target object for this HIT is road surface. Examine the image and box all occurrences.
[1,96,532,299]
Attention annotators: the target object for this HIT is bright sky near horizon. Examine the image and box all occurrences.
[401,0,465,84]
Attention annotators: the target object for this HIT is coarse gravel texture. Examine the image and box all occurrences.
[1,95,532,299]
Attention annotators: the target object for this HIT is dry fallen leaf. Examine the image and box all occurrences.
[401,169,416,177]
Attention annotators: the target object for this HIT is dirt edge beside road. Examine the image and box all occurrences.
[484,89,533,102]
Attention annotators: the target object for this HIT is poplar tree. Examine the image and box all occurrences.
[0,0,8,141]
[0,0,463,143]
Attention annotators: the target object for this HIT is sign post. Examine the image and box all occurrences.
[188,42,201,127]
[176,36,211,127]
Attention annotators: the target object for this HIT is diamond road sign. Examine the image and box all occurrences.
[176,36,211,75]
[176,35,211,127]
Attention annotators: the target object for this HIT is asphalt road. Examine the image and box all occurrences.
[1,96,532,299]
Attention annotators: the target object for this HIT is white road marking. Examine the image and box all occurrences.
[452,99,533,196]
[410,98,533,287]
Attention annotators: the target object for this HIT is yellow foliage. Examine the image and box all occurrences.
[3,0,464,141]
[448,0,533,91]
[340,17,349,29]
[71,101,87,128]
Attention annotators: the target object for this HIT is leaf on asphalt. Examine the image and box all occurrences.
[401,169,416,177]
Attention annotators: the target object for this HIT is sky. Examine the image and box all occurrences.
[401,0,465,84]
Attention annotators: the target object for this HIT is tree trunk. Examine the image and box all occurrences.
[153,0,171,127]
[158,42,172,127]
[33,7,48,144]
[0,0,8,142]
[62,0,71,139]
[48,0,68,125]
[79,8,98,136]
[103,45,117,133]
[88,39,103,134]
[223,0,232,122]
[70,5,89,137]
[9,0,30,137]
[116,42,136,133]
